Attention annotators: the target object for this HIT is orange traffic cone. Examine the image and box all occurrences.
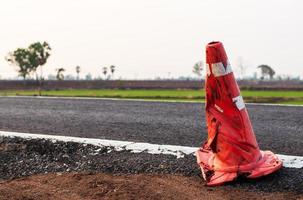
[196,41,282,186]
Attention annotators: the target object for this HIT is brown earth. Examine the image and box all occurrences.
[0,172,301,200]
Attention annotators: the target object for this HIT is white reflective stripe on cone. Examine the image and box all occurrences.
[232,96,245,110]
[211,61,233,77]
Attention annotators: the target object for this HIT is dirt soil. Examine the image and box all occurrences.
[0,172,301,200]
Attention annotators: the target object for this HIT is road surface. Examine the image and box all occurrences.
[0,96,302,156]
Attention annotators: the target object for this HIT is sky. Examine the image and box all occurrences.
[0,0,302,79]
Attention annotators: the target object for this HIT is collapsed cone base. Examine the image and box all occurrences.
[196,147,282,186]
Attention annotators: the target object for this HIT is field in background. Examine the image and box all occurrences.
[0,80,302,91]
[1,89,303,105]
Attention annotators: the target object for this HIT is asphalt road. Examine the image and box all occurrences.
[0,97,303,156]
[0,96,303,197]
[0,96,302,156]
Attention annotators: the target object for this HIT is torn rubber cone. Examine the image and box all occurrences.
[196,41,282,186]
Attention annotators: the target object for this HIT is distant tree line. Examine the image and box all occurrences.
[191,59,280,80]
[4,42,298,82]
[5,42,118,81]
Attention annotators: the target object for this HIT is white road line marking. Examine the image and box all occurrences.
[1,131,302,169]
[1,95,303,107]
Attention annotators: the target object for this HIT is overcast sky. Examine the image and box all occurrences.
[0,0,302,79]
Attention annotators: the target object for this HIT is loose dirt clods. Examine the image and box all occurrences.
[0,172,299,200]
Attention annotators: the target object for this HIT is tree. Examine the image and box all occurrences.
[6,41,51,96]
[47,74,56,80]
[85,73,92,80]
[6,48,32,80]
[110,65,116,79]
[27,42,51,81]
[28,41,51,95]
[56,68,65,80]
[65,74,76,80]
[192,61,203,79]
[257,65,275,80]
[76,66,81,80]
[102,67,108,79]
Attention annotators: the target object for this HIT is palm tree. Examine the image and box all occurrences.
[102,67,108,79]
[110,65,116,79]
[76,66,80,80]
[56,68,65,80]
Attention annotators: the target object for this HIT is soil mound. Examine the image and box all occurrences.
[0,172,298,200]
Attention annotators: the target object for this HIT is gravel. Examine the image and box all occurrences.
[0,136,302,194]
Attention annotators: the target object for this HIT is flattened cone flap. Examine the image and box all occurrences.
[196,41,282,186]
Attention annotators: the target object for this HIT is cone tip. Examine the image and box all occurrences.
[206,41,227,64]
[206,41,223,48]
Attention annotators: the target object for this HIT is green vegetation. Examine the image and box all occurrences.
[6,41,51,80]
[241,90,303,97]
[5,41,51,96]
[0,89,204,99]
[1,89,303,105]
